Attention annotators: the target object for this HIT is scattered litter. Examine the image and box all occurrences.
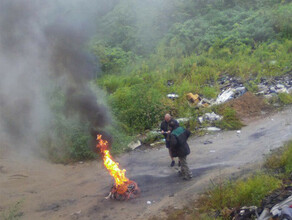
[256,73,292,96]
[79,161,84,164]
[204,127,221,131]
[128,140,141,150]
[203,140,213,145]
[198,117,204,124]
[177,117,190,123]
[71,210,82,216]
[167,80,174,86]
[199,112,223,123]
[209,150,216,153]
[215,87,246,105]
[237,130,241,134]
[186,93,212,107]
[167,93,179,100]
[147,201,152,205]
[231,206,259,219]
[270,195,292,218]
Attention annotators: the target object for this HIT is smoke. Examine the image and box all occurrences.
[0,0,112,154]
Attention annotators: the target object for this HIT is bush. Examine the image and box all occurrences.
[214,107,244,130]
[40,89,96,163]
[110,84,169,133]
[278,93,292,105]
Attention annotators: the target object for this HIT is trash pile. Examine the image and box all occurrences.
[256,73,292,98]
[229,186,292,220]
[198,112,223,124]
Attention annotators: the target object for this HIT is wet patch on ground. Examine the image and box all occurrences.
[37,199,76,212]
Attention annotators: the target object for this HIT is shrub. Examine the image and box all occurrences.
[214,107,244,130]
[278,93,292,105]
[110,85,169,133]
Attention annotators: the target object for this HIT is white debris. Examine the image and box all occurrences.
[177,117,190,123]
[147,201,152,205]
[203,112,223,122]
[128,140,141,150]
[167,93,179,99]
[210,150,216,153]
[204,127,221,131]
[214,87,246,105]
[198,117,204,124]
[237,130,241,134]
[215,88,235,104]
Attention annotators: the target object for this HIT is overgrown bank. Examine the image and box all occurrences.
[41,0,292,162]
[150,140,292,220]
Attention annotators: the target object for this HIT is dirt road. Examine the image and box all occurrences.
[1,107,292,220]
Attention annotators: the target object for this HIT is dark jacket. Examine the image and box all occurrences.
[160,119,179,139]
[169,127,191,157]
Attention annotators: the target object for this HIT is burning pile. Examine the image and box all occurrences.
[96,135,140,200]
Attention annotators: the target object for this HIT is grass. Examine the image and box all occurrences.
[156,139,292,220]
[278,93,292,105]
[264,140,292,176]
[198,174,281,214]
[0,200,23,220]
[214,107,244,130]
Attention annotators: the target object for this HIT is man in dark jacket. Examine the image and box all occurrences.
[160,114,179,167]
[169,123,192,180]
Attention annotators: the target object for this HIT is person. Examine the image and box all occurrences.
[169,122,192,180]
[160,114,179,167]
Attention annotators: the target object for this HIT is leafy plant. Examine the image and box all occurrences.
[214,107,244,130]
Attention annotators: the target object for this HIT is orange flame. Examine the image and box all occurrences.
[96,135,129,186]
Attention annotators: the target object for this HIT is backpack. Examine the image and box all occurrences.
[170,127,191,157]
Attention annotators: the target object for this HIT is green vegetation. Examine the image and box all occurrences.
[156,140,292,219]
[199,174,281,212]
[278,93,292,105]
[92,0,292,137]
[265,140,292,176]
[0,200,23,220]
[214,107,244,130]
[42,0,292,161]
[40,89,96,163]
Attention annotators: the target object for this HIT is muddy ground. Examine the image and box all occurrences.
[1,106,292,220]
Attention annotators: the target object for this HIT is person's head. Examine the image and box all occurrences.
[164,113,171,122]
[169,120,179,130]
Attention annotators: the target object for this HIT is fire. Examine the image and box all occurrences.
[96,134,140,200]
[96,135,129,186]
